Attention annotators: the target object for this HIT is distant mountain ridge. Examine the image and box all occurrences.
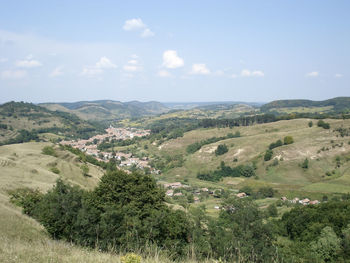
[40,100,170,121]
[261,97,350,112]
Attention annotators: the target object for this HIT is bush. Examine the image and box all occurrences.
[264,149,273,161]
[284,136,294,145]
[50,167,60,174]
[215,144,228,156]
[269,139,283,150]
[8,188,43,216]
[308,121,313,127]
[317,120,330,129]
[42,146,57,157]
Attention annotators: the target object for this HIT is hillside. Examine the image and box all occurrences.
[0,102,103,144]
[0,142,199,263]
[40,100,170,121]
[261,96,350,113]
[125,118,350,199]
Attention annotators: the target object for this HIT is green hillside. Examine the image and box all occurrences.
[131,118,350,198]
[261,96,350,113]
[40,100,170,121]
[0,142,202,263]
[0,102,103,144]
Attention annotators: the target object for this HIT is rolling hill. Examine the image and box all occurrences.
[261,97,350,113]
[40,100,170,121]
[0,101,103,144]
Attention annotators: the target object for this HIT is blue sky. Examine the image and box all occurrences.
[0,0,349,103]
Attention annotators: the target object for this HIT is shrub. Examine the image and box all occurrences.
[308,121,313,127]
[215,144,228,156]
[50,167,60,174]
[284,136,294,145]
[8,188,43,216]
[317,120,330,129]
[269,139,283,150]
[264,149,273,161]
[42,146,57,157]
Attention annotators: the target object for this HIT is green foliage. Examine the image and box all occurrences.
[42,146,57,157]
[308,121,313,127]
[281,201,350,242]
[317,119,330,129]
[8,188,43,216]
[257,186,274,198]
[267,204,278,217]
[214,144,228,156]
[264,149,273,161]
[269,139,283,150]
[50,167,60,174]
[186,132,240,154]
[283,136,294,145]
[310,226,341,262]
[209,198,276,261]
[197,161,255,182]
[0,129,40,146]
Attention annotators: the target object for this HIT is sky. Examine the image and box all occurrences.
[0,0,349,103]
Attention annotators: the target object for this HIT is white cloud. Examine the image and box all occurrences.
[230,74,238,78]
[162,50,184,69]
[252,70,264,77]
[335,73,343,78]
[96,56,117,69]
[241,69,264,77]
[0,58,8,63]
[157,70,172,77]
[15,59,42,68]
[306,71,319,77]
[1,69,27,79]
[123,56,142,72]
[123,18,146,31]
[49,66,63,77]
[190,63,210,75]
[81,57,117,76]
[141,28,155,38]
[123,18,154,38]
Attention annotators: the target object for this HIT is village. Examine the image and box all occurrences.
[59,127,157,172]
[162,181,321,210]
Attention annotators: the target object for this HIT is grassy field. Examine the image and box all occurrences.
[153,118,350,197]
[0,142,213,263]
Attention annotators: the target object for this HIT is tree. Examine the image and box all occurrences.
[308,121,313,127]
[311,226,341,262]
[264,149,273,161]
[284,136,294,145]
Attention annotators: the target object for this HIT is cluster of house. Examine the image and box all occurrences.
[60,127,155,171]
[281,196,320,205]
[105,127,150,139]
[163,182,219,204]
